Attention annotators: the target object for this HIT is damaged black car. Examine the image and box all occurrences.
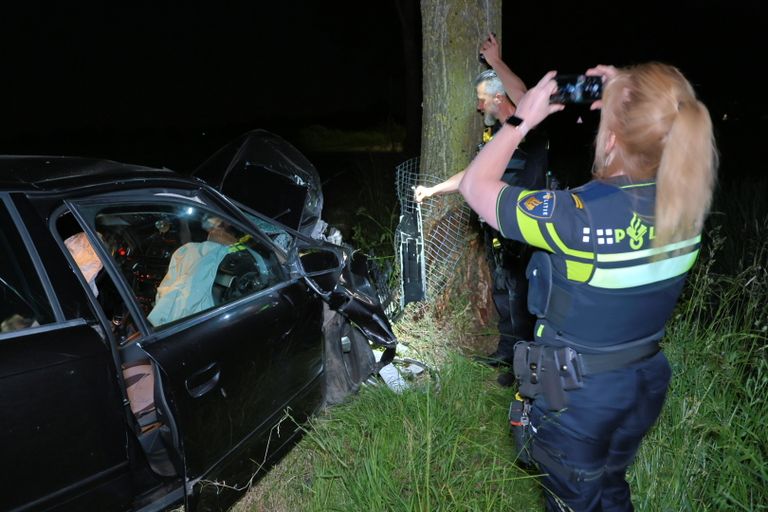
[0,130,397,512]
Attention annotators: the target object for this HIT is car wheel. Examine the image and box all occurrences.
[321,305,376,406]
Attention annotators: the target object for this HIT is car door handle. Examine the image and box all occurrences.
[185,362,221,399]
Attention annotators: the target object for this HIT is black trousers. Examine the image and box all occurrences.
[486,229,536,355]
[530,350,672,511]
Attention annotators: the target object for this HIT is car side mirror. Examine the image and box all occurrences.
[298,247,344,295]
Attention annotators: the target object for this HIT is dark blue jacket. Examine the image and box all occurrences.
[496,176,700,352]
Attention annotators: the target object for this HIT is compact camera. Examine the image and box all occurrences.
[550,74,603,105]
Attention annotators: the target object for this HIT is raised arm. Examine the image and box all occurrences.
[480,33,527,106]
[459,71,563,229]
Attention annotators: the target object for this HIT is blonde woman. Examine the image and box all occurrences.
[459,63,717,510]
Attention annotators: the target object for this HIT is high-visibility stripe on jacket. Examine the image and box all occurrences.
[496,176,700,349]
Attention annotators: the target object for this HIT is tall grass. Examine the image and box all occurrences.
[235,355,543,511]
[630,233,768,511]
[234,160,767,510]
[236,228,766,511]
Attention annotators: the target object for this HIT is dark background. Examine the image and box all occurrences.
[0,1,765,181]
[0,1,406,169]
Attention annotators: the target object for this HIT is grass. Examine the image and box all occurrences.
[234,225,767,511]
[630,235,768,511]
[297,124,405,153]
[233,162,767,510]
[234,354,543,511]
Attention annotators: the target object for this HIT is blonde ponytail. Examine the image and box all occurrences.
[655,99,718,246]
[592,63,718,247]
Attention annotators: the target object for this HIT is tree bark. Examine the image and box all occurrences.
[419,0,502,332]
[420,0,501,179]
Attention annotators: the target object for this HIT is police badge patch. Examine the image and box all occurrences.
[518,191,556,219]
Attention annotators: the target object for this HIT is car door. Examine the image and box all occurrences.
[0,195,132,512]
[67,191,326,495]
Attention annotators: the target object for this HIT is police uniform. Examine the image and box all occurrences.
[481,124,548,362]
[497,176,700,511]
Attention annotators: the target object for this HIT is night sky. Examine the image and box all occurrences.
[0,1,764,174]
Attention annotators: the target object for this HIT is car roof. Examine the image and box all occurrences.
[0,155,181,192]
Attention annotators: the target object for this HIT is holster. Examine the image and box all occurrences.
[513,341,584,411]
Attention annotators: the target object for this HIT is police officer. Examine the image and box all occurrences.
[458,64,717,511]
[415,36,549,372]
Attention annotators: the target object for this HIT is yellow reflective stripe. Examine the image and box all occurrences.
[620,182,656,189]
[596,235,701,263]
[546,223,594,259]
[496,186,510,238]
[536,324,544,337]
[589,250,699,289]
[513,190,553,252]
[565,260,593,282]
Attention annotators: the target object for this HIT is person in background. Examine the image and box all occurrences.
[415,33,548,377]
[458,63,717,511]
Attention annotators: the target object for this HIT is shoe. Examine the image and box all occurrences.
[496,371,516,387]
[474,350,514,368]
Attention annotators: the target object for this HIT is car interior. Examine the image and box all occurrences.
[54,204,283,481]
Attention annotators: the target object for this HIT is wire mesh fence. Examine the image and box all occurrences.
[385,157,472,318]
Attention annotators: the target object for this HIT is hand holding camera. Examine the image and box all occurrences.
[546,65,618,110]
[584,65,618,110]
[549,74,603,105]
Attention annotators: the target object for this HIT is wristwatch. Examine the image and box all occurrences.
[505,114,528,136]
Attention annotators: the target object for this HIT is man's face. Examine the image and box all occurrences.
[476,81,499,127]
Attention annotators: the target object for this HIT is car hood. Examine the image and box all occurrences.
[193,129,323,236]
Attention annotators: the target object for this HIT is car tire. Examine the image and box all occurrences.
[321,305,376,406]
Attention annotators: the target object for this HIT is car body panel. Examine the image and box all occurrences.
[138,281,323,479]
[0,320,132,512]
[62,188,328,491]
[195,130,397,350]
[0,130,397,511]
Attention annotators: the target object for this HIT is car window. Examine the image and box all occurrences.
[243,211,295,252]
[53,212,140,342]
[0,204,54,334]
[82,202,285,329]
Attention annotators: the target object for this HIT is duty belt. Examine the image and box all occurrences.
[512,339,660,410]
[577,341,660,375]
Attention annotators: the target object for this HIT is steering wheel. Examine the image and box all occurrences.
[222,271,264,302]
[215,250,264,303]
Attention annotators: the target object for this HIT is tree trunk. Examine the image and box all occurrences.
[420,0,501,179]
[418,0,502,337]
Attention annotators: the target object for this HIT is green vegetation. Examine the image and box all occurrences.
[236,238,768,510]
[236,173,767,511]
[298,124,405,153]
[234,354,542,511]
[631,235,767,511]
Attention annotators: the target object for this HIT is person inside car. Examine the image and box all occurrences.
[147,215,240,326]
[1,313,38,333]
